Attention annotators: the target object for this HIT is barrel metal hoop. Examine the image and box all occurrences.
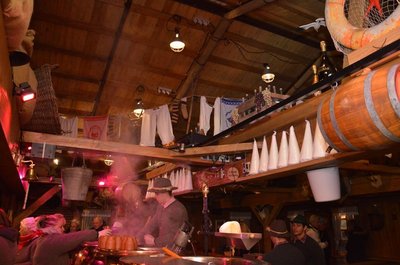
[364,70,400,143]
[329,89,360,150]
[317,102,343,152]
[388,64,400,118]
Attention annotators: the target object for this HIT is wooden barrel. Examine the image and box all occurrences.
[317,63,400,152]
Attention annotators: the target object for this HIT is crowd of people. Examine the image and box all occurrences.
[0,179,368,265]
[260,214,330,265]
[0,178,189,265]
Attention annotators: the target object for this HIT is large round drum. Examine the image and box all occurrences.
[317,63,400,152]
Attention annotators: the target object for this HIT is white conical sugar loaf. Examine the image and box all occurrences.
[288,125,300,165]
[181,168,187,191]
[268,131,279,170]
[313,121,328,159]
[184,167,193,191]
[249,139,260,174]
[170,171,176,188]
[259,136,269,172]
[300,120,313,162]
[278,131,288,168]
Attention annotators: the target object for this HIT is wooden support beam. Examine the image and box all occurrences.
[224,32,311,63]
[234,151,386,185]
[349,174,400,196]
[13,185,62,227]
[263,203,283,252]
[224,0,272,19]
[22,131,217,167]
[175,18,232,99]
[146,163,180,179]
[174,142,257,157]
[340,162,400,175]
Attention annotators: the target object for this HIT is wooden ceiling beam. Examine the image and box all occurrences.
[173,142,257,157]
[58,108,92,116]
[34,42,108,62]
[52,72,100,85]
[32,11,116,36]
[224,32,310,63]
[197,79,252,94]
[175,0,270,99]
[22,131,218,167]
[175,0,319,48]
[175,18,232,99]
[224,0,273,20]
[340,161,400,174]
[276,1,322,21]
[111,59,186,80]
[208,55,294,81]
[146,163,180,179]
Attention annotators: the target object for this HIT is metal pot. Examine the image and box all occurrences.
[120,256,266,265]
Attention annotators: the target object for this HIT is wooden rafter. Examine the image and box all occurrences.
[22,131,218,167]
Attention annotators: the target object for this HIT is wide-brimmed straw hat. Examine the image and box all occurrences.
[267,219,290,238]
[148,178,177,193]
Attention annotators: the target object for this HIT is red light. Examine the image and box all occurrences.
[27,146,32,150]
[22,92,35,102]
[98,181,106,186]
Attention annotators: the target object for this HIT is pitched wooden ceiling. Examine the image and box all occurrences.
[29,0,339,138]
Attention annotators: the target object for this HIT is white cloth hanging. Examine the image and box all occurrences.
[213,97,221,135]
[199,96,213,135]
[59,116,78,138]
[140,104,175,146]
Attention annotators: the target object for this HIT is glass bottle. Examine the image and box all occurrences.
[317,41,336,82]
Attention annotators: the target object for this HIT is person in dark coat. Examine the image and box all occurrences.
[0,208,18,265]
[291,215,326,265]
[16,213,111,265]
[138,178,188,247]
[262,219,306,265]
[90,215,106,232]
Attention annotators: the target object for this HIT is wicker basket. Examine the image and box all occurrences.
[21,64,61,134]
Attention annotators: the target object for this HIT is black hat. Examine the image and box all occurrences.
[290,214,307,225]
[266,219,290,238]
[148,178,177,193]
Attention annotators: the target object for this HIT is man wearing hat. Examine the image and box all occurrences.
[290,215,326,265]
[138,178,188,247]
[261,219,305,265]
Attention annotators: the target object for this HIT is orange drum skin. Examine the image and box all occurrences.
[318,63,400,151]
[325,0,400,49]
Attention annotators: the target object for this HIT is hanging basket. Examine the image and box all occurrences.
[61,158,93,201]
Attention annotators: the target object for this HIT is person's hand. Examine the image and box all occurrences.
[98,228,112,237]
[144,234,155,246]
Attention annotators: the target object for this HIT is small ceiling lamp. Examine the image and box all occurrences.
[261,64,275,83]
[14,82,36,102]
[104,155,114,167]
[170,27,185,52]
[128,85,145,120]
[133,99,144,118]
